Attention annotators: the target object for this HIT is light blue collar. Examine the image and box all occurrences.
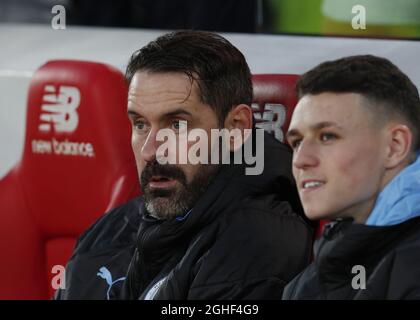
[366,152,420,226]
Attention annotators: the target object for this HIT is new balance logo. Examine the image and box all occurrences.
[38,85,80,133]
[252,103,286,142]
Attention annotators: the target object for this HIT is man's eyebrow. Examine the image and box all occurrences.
[127,108,193,118]
[286,129,300,140]
[163,108,193,118]
[311,121,342,131]
[127,110,139,118]
[286,121,342,139]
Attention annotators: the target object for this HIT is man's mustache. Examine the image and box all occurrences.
[140,162,187,188]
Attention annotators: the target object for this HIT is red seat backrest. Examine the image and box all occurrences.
[0,60,140,299]
[252,74,300,143]
[252,74,326,240]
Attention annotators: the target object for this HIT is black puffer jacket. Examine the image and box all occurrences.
[56,133,313,299]
[283,216,420,300]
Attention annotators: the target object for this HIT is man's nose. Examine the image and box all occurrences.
[293,140,319,170]
[140,130,159,163]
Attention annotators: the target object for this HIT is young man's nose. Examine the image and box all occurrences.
[293,140,319,170]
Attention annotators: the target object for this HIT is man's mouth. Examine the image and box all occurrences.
[300,180,325,193]
[148,175,178,189]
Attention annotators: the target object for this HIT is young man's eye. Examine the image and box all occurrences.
[289,139,302,149]
[171,120,188,131]
[320,132,337,142]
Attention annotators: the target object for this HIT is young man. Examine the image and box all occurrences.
[284,55,420,299]
[56,30,312,299]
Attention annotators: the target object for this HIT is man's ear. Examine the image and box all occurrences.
[384,124,413,169]
[223,104,253,152]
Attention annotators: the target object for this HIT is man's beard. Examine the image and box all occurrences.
[140,161,221,220]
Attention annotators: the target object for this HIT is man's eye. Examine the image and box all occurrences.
[289,139,302,149]
[320,132,337,142]
[171,120,188,131]
[134,121,148,131]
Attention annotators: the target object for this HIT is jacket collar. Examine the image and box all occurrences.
[315,216,420,288]
[366,151,420,226]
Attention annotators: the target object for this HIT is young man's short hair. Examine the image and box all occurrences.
[296,55,420,151]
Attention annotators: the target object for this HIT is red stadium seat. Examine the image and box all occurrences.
[252,74,300,142]
[0,60,140,299]
[252,74,326,241]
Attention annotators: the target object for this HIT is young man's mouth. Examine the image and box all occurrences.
[300,179,325,194]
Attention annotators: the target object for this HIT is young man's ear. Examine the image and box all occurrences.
[223,104,253,152]
[384,124,413,169]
